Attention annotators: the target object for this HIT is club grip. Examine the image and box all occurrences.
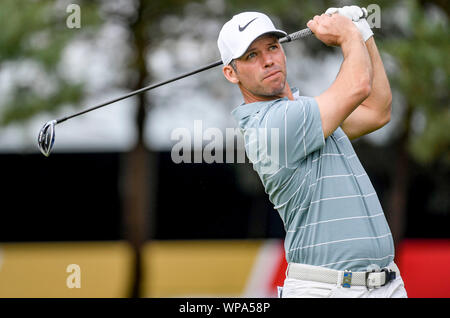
[279,28,313,44]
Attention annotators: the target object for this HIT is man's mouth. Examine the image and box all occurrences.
[263,70,282,80]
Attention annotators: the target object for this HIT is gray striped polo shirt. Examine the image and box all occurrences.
[231,89,395,271]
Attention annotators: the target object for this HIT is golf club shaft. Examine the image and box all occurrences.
[55,27,313,124]
[56,59,224,124]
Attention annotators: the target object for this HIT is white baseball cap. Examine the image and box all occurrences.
[217,12,287,65]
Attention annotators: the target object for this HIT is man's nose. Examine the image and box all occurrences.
[262,52,274,68]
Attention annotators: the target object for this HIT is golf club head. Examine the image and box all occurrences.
[37,120,57,157]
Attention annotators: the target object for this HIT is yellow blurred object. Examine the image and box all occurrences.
[142,240,262,297]
[0,241,133,298]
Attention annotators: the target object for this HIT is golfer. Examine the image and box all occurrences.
[218,6,407,298]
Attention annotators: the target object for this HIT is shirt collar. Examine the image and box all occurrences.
[231,87,299,121]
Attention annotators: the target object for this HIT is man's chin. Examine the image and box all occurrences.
[241,81,287,101]
[263,76,286,95]
[265,84,286,97]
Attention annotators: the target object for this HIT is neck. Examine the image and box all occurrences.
[240,82,294,104]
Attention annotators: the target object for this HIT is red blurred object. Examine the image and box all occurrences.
[270,241,288,293]
[397,239,450,298]
[270,239,450,298]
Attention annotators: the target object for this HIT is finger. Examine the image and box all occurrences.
[307,19,318,32]
[349,6,363,21]
[325,7,339,16]
[361,8,368,19]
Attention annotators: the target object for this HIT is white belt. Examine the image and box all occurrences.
[286,262,399,289]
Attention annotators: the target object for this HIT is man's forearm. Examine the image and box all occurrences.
[360,37,392,122]
[340,37,392,139]
[315,31,373,138]
[340,34,373,97]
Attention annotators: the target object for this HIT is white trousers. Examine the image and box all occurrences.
[280,267,408,298]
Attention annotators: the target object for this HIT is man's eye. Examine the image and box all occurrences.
[269,45,278,50]
[247,52,256,59]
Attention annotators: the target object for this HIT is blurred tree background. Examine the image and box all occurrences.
[0,0,448,297]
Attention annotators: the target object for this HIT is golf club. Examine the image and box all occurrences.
[37,8,368,157]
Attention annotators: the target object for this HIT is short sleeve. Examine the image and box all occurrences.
[265,96,325,168]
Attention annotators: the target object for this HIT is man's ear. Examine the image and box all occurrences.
[222,64,239,84]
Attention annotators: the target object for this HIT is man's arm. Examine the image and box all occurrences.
[307,14,373,139]
[340,37,392,140]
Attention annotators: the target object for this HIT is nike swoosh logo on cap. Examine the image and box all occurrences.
[238,17,258,32]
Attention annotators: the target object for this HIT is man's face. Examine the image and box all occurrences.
[227,34,288,100]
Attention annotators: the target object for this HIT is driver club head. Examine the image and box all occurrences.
[37,120,57,157]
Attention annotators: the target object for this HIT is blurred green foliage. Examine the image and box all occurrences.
[379,0,449,164]
[0,0,101,124]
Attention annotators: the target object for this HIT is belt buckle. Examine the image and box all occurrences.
[365,268,396,290]
[380,268,396,286]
